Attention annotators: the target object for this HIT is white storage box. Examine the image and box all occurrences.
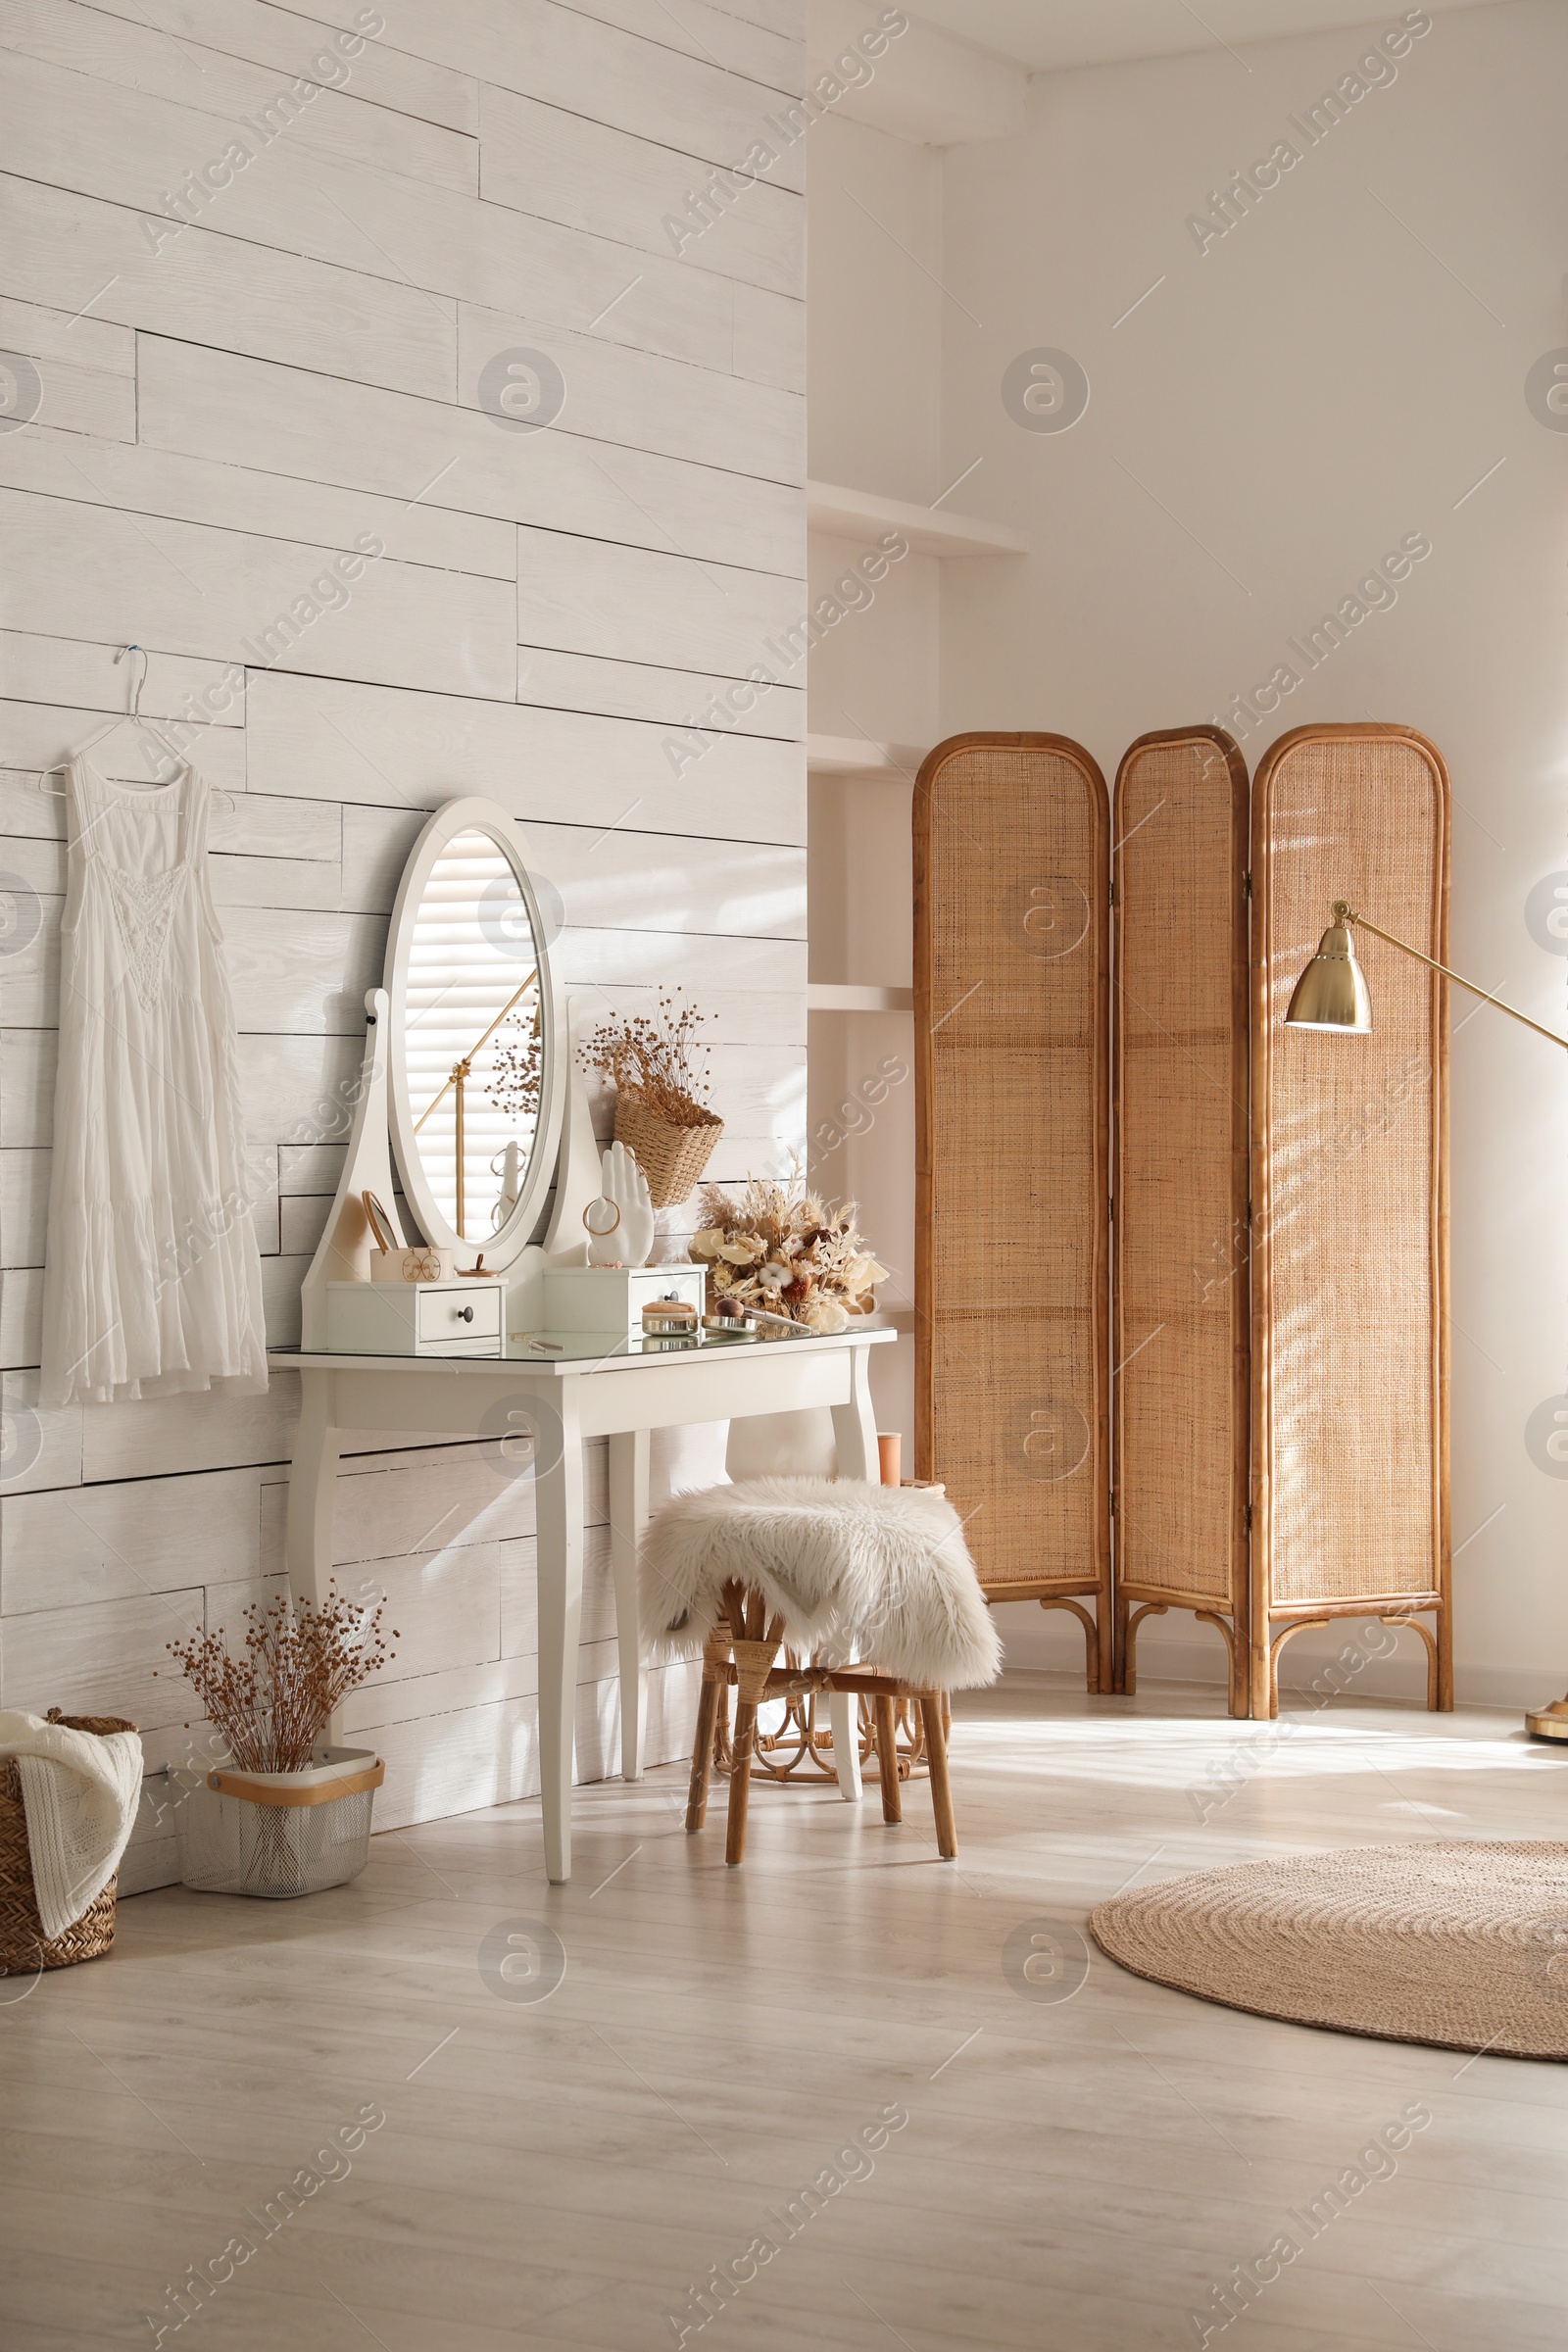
[324,1277,503,1356]
[542,1262,707,1341]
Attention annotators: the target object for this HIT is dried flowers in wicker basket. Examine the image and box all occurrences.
[0,1709,136,1974]
[579,992,722,1207]
[688,1170,889,1334]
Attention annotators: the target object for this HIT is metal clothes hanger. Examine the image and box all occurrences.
[40,645,234,810]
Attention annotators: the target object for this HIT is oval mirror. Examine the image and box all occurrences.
[385,798,565,1258]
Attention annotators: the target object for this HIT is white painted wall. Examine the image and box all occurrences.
[936,0,1568,1706]
[0,0,807,1886]
[805,109,943,1454]
[806,0,1566,1708]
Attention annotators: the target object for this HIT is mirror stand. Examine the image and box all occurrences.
[299,984,603,1350]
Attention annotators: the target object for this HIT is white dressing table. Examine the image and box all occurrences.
[276,795,894,1882]
[270,1323,893,1882]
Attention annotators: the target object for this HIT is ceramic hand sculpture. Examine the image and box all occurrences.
[491,1140,522,1230]
[586,1142,655,1268]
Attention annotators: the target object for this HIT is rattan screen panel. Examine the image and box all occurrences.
[1252,726,1449,1616]
[1113,729,1250,1616]
[914,736,1110,1617]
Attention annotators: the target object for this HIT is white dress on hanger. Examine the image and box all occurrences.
[40,757,268,1407]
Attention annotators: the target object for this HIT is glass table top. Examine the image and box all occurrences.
[503,1324,813,1361]
[270,1321,899,1369]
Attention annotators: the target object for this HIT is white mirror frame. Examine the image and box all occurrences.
[385,796,566,1261]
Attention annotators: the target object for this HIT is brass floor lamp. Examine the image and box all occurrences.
[1287,902,1567,1739]
[415,966,538,1239]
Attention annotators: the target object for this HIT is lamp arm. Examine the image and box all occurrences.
[414,964,540,1134]
[1347,910,1568,1054]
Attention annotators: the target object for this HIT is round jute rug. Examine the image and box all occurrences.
[1089,1841,1568,2060]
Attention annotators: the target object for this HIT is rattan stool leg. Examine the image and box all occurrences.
[724,1608,780,1867]
[919,1694,956,1859]
[874,1696,902,1824]
[725,1697,757,1866]
[686,1673,722,1834]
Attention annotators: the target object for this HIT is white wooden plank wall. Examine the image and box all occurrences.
[0,0,806,1889]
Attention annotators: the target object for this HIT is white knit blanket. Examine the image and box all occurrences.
[0,1712,142,1940]
[640,1476,1001,1690]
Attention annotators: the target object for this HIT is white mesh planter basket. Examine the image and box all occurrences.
[171,1747,384,1899]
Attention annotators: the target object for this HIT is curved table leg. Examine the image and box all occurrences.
[828,1342,877,1801]
[533,1385,585,1883]
[829,1341,879,1484]
[827,1690,863,1803]
[609,1428,649,1783]
[285,1369,344,1741]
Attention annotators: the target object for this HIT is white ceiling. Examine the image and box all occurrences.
[907,0,1504,74]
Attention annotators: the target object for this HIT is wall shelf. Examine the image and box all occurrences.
[807,983,914,1013]
[808,479,1028,560]
[807,733,927,781]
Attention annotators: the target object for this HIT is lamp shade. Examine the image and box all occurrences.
[1285,904,1371,1033]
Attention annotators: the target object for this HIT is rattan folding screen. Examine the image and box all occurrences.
[1250,724,1450,1717]
[914,722,1450,1718]
[913,734,1112,1690]
[1112,729,1251,1713]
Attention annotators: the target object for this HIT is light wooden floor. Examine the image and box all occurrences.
[5,1679,1566,2351]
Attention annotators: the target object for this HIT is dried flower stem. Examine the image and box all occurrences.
[578,990,714,1127]
[488,994,545,1121]
[159,1586,398,1773]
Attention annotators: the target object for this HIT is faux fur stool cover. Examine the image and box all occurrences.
[639,1477,1001,1691]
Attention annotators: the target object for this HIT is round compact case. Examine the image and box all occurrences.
[642,1298,698,1336]
[702,1310,757,1342]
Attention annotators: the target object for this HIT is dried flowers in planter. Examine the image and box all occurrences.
[578,990,723,1207]
[688,1171,889,1334]
[158,1588,397,1898]
[162,1586,397,1772]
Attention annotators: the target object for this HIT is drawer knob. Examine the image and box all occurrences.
[457,1304,474,1323]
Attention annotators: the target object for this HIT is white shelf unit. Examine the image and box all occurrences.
[806,984,914,1013]
[806,479,929,1456]
[807,734,928,782]
[807,479,1029,560]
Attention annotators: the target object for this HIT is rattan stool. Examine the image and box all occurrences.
[685,1578,956,1864]
[642,1475,999,1867]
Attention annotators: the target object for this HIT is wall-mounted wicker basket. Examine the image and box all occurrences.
[0,1709,136,1974]
[612,1089,723,1207]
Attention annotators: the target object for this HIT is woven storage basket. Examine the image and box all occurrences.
[0,1708,136,1975]
[171,1746,383,1899]
[612,1090,722,1207]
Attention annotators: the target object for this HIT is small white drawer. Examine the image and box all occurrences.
[542,1263,707,1341]
[416,1283,501,1348]
[324,1278,504,1357]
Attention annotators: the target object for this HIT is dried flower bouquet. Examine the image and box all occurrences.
[688,1170,889,1335]
[161,1586,397,1774]
[578,991,715,1127]
[579,991,723,1206]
